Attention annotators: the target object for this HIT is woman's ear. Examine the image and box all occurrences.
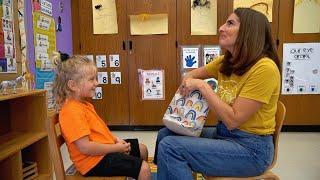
[67,79,78,92]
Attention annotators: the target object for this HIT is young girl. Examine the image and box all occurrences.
[52,52,151,180]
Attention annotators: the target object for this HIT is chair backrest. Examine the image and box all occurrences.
[268,101,286,170]
[47,113,67,180]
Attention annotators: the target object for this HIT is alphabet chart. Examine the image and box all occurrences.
[282,43,320,94]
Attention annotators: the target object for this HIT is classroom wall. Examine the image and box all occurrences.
[26,0,73,74]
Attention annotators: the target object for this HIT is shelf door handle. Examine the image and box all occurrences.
[129,41,133,50]
[129,41,133,54]
[122,41,126,50]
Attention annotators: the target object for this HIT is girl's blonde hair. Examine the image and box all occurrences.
[51,52,96,111]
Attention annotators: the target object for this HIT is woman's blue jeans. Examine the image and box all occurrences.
[155,122,274,180]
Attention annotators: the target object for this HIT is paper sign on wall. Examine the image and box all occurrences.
[182,47,199,69]
[44,81,54,109]
[140,69,165,100]
[40,0,53,16]
[110,72,121,84]
[86,55,94,61]
[109,54,120,67]
[98,72,108,84]
[96,55,107,68]
[92,0,118,34]
[203,45,221,64]
[293,0,320,33]
[93,87,102,99]
[130,14,168,35]
[233,0,273,22]
[282,43,320,94]
[191,0,217,35]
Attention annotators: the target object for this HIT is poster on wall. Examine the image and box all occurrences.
[233,0,273,22]
[181,46,200,69]
[33,11,56,89]
[203,45,221,65]
[282,43,320,95]
[140,69,165,100]
[92,0,118,34]
[0,0,17,73]
[293,0,320,34]
[191,0,217,35]
[40,0,52,16]
[44,81,54,109]
[32,0,52,16]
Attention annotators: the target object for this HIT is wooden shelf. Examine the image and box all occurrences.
[0,90,46,101]
[0,131,47,161]
[0,89,51,179]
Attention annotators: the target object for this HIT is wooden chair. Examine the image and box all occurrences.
[47,113,126,180]
[205,101,286,180]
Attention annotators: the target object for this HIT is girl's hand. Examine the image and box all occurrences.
[115,137,126,144]
[115,141,131,154]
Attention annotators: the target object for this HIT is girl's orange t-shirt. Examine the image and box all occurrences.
[59,99,116,175]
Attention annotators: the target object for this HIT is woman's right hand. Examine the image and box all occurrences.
[180,77,205,97]
[179,73,193,96]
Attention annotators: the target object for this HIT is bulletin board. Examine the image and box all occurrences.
[0,0,22,83]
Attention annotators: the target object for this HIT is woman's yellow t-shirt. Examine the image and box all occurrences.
[205,56,280,135]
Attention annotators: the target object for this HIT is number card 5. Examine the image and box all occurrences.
[96,55,107,68]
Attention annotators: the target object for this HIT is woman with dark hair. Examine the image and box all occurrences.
[154,8,280,179]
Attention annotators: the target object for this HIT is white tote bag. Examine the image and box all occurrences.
[163,89,210,137]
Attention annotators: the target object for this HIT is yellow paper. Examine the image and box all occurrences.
[293,0,320,33]
[92,0,118,34]
[233,0,273,22]
[130,14,168,35]
[191,0,217,35]
[33,12,56,69]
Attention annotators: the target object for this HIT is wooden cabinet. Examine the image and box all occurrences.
[0,90,51,179]
[126,0,177,126]
[73,0,130,126]
[277,0,320,125]
[72,0,178,126]
[72,0,320,126]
